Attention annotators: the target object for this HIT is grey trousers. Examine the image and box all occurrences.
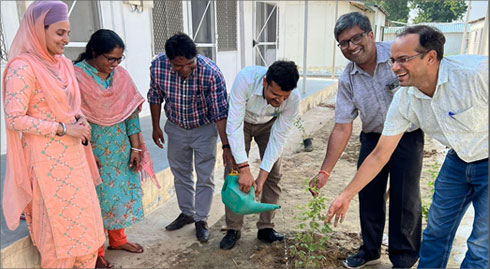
[165,120,217,222]
[225,118,282,230]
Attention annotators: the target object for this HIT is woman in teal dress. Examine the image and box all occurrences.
[74,29,157,268]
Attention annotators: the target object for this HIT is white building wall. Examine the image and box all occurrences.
[216,51,240,90]
[1,1,22,154]
[279,2,385,75]
[99,2,154,117]
[467,19,487,55]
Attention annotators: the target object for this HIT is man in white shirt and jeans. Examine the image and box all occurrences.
[220,61,300,250]
[327,25,488,268]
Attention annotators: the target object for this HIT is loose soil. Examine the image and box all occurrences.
[169,102,446,268]
[110,98,452,268]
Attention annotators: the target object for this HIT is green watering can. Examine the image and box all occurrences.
[221,171,281,215]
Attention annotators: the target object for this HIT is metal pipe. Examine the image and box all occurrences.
[302,0,308,94]
[331,0,338,79]
[460,0,472,54]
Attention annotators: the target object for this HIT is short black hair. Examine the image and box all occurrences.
[266,61,299,92]
[397,25,446,60]
[164,33,197,60]
[74,29,125,63]
[334,12,372,42]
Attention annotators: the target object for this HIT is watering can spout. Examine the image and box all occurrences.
[222,171,281,215]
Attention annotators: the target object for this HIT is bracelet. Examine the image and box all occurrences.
[58,122,66,136]
[222,144,230,150]
[238,164,249,170]
[131,147,143,152]
[319,170,330,177]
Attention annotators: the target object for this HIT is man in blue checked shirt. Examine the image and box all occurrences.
[148,33,233,243]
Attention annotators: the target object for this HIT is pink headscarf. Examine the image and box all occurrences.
[2,0,100,230]
[75,65,160,188]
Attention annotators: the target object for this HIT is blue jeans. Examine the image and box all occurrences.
[418,150,488,268]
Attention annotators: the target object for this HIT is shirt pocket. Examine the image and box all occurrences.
[451,105,481,131]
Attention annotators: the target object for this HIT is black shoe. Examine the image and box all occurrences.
[165,213,194,231]
[195,221,209,242]
[219,230,241,250]
[343,250,381,268]
[257,228,284,243]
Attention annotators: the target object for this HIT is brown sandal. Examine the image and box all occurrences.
[95,256,114,269]
[108,242,144,254]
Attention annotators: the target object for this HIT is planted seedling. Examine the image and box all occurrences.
[290,177,332,268]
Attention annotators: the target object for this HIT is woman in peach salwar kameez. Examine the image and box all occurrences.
[2,1,104,268]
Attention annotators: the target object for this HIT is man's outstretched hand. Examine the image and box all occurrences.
[325,194,351,227]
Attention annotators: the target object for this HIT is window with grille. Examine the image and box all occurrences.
[152,1,183,55]
[0,15,7,62]
[216,0,237,51]
[62,0,100,61]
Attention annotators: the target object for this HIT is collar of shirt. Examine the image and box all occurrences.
[408,57,452,100]
[350,42,392,75]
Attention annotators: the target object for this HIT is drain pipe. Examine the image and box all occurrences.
[302,0,308,95]
[460,0,472,54]
[331,0,338,79]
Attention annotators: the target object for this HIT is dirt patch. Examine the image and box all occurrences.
[252,231,362,268]
[118,102,450,268]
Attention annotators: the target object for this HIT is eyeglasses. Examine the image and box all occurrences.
[337,32,368,49]
[390,52,426,65]
[103,54,125,64]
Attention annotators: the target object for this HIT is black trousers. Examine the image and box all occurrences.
[358,129,424,268]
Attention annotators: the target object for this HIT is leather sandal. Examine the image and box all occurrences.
[108,242,144,253]
[95,256,114,269]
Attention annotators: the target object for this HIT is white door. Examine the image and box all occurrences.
[253,1,278,66]
[62,0,101,61]
[188,0,217,61]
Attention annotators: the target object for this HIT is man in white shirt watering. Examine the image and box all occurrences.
[220,61,300,250]
[327,25,488,269]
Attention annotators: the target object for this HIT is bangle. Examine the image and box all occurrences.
[131,147,143,152]
[319,170,330,177]
[58,122,66,136]
[238,164,249,170]
[222,144,230,150]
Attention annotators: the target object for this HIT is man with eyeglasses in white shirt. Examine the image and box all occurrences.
[327,25,488,269]
[311,12,424,268]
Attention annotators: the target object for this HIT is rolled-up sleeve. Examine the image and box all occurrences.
[226,72,249,165]
[260,91,300,172]
[148,59,164,105]
[208,69,228,122]
[382,90,411,136]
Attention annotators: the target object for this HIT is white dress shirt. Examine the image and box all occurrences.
[226,66,301,172]
[382,55,488,162]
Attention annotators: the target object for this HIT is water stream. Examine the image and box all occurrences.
[279,208,289,269]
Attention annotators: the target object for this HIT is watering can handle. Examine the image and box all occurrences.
[223,170,239,192]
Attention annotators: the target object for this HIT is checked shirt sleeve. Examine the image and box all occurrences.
[207,68,228,122]
[147,59,164,105]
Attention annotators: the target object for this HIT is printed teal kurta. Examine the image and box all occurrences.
[75,60,144,230]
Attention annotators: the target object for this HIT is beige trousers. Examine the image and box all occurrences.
[225,118,282,230]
